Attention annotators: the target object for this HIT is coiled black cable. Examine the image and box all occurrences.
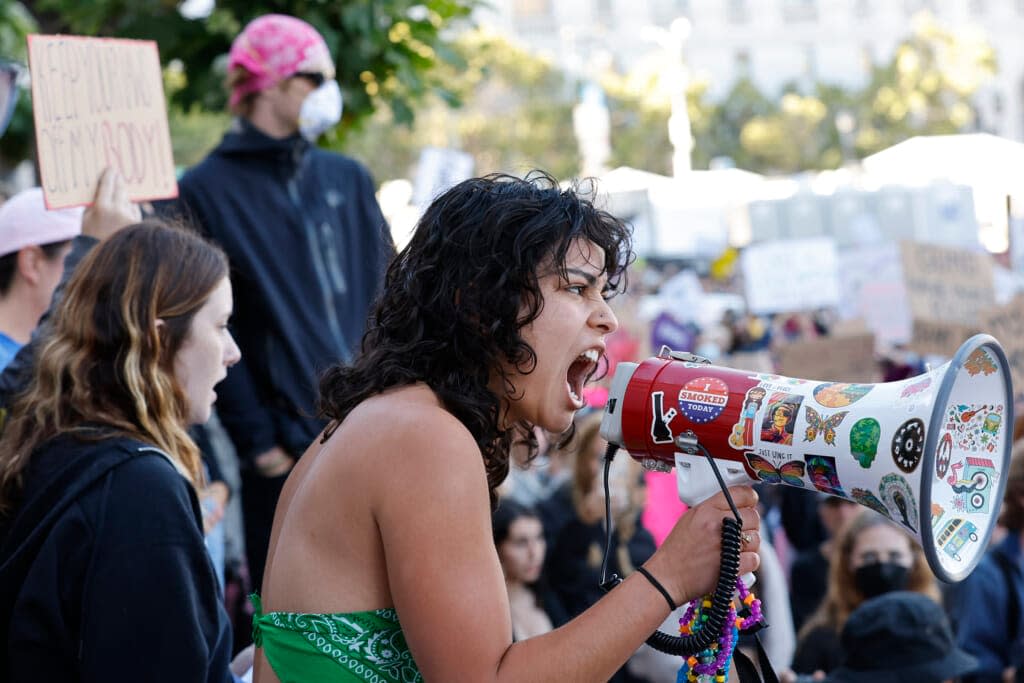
[600,441,745,656]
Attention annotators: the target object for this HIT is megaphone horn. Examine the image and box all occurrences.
[600,334,1014,583]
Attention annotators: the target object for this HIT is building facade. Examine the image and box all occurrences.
[477,0,1024,141]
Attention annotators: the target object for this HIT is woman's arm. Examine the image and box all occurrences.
[370,407,761,682]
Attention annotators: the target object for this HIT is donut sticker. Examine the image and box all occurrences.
[812,382,873,408]
[849,418,881,468]
[879,473,918,532]
[891,418,925,473]
[677,377,729,424]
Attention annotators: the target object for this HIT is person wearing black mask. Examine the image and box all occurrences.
[782,509,941,683]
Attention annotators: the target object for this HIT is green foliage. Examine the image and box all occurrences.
[1,0,477,170]
[0,2,36,165]
[730,14,995,173]
[0,5,1000,182]
[851,13,996,157]
[342,29,580,182]
[601,13,996,176]
[28,0,476,126]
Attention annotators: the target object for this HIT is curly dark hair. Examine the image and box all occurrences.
[318,171,633,505]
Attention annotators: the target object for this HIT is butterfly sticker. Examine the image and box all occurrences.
[745,454,805,487]
[804,406,849,446]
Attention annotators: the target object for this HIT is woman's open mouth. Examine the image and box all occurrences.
[566,348,600,407]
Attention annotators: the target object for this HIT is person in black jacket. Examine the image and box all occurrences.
[951,441,1024,683]
[162,14,394,592]
[0,221,244,682]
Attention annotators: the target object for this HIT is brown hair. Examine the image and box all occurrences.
[999,440,1024,532]
[0,221,228,516]
[799,509,940,640]
[569,412,645,542]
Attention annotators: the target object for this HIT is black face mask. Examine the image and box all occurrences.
[854,561,910,598]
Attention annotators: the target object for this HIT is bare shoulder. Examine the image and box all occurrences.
[319,384,486,483]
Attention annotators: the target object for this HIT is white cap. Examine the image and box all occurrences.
[0,188,82,258]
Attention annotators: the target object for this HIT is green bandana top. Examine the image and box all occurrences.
[250,594,423,683]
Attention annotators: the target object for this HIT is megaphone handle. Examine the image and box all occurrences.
[643,516,744,656]
[599,443,747,657]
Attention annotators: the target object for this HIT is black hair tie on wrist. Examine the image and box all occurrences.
[636,566,677,612]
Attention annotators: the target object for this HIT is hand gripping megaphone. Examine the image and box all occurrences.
[600,334,1014,583]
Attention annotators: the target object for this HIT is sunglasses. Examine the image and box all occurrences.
[293,71,326,88]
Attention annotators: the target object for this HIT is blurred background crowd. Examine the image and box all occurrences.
[4,1,1024,681]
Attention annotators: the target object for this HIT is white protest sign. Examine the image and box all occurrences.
[741,237,840,314]
[28,35,177,209]
[837,243,911,346]
[412,146,474,207]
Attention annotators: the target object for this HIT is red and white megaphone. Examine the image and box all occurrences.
[600,334,1014,582]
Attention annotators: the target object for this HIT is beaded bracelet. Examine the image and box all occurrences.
[677,577,764,683]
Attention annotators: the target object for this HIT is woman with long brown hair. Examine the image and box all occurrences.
[0,221,242,682]
[252,173,761,683]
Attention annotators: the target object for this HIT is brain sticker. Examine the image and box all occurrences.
[849,418,881,468]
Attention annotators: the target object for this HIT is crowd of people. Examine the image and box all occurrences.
[0,11,1019,683]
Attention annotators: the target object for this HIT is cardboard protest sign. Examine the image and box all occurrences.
[910,319,979,358]
[981,295,1024,399]
[725,350,775,375]
[775,332,879,383]
[741,237,841,314]
[28,35,177,209]
[901,242,994,325]
[900,242,994,356]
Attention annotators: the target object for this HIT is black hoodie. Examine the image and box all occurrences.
[164,120,394,462]
[0,435,234,682]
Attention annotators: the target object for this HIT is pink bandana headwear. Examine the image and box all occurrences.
[228,14,335,108]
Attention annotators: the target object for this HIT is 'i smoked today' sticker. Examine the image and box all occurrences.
[678,377,729,424]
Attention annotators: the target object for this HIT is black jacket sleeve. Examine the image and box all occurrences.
[77,455,234,683]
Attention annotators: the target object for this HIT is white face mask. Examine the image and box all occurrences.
[298,79,342,141]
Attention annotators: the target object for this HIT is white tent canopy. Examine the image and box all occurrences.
[862,133,1024,193]
[862,133,1024,252]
